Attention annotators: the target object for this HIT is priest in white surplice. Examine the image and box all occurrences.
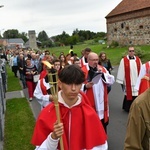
[81,52,115,132]
[116,47,142,112]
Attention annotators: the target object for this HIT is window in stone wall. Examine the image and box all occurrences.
[139,25,143,29]
[114,28,117,32]
[121,23,124,28]
[126,26,129,30]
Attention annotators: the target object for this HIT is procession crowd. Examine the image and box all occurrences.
[1,46,149,150]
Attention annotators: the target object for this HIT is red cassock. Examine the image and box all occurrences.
[31,92,107,150]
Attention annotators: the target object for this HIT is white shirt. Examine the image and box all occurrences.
[81,65,115,120]
[34,78,51,109]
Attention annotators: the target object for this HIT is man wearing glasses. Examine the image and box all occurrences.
[81,52,115,132]
[116,47,142,112]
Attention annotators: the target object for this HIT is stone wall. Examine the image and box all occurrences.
[106,9,150,45]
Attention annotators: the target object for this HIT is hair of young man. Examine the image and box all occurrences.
[74,58,80,62]
[84,48,91,53]
[53,59,61,64]
[58,65,85,84]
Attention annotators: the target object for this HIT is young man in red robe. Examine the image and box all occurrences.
[31,65,108,150]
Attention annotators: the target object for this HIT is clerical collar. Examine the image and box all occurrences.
[89,66,97,71]
[129,56,135,59]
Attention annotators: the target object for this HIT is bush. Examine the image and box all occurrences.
[110,41,119,48]
[134,47,145,58]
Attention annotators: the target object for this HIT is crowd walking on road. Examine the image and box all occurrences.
[2,46,150,150]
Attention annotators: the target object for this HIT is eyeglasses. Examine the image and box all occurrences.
[89,59,99,61]
[129,50,134,52]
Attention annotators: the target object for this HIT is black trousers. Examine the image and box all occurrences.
[12,66,18,77]
[101,119,109,133]
[122,95,137,112]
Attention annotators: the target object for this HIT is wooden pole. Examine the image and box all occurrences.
[49,72,64,150]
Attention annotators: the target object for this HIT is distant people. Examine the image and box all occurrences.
[9,52,18,77]
[66,53,73,65]
[69,45,74,57]
[0,49,7,61]
[18,54,26,88]
[81,52,115,132]
[124,88,150,150]
[80,48,91,67]
[32,65,108,150]
[116,47,142,112]
[98,52,113,93]
[59,54,68,68]
[23,58,38,101]
[98,52,113,74]
[135,61,150,93]
[73,58,81,68]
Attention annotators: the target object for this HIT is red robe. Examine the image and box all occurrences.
[138,74,150,95]
[40,70,47,79]
[31,92,107,150]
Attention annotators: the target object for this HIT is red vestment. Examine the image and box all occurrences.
[31,92,107,150]
[40,70,47,79]
[82,65,108,123]
[40,78,47,95]
[124,56,141,100]
[138,74,150,95]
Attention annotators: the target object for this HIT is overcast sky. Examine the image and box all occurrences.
[0,0,122,37]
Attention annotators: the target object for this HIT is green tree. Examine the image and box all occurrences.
[3,29,19,38]
[38,30,49,42]
[18,32,28,42]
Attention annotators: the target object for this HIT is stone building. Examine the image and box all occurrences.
[105,0,150,46]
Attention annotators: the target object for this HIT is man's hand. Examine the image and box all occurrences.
[51,121,64,140]
[86,82,94,89]
[49,94,54,101]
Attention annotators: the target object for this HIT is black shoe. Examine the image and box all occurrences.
[29,97,33,101]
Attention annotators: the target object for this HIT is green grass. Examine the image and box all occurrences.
[4,65,36,149]
[6,65,22,92]
[44,43,150,65]
[4,98,35,150]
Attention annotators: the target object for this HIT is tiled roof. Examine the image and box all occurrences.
[8,38,24,43]
[106,0,150,18]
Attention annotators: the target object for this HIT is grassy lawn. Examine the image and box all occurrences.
[6,65,22,92]
[4,98,35,150]
[45,43,150,65]
[4,65,36,149]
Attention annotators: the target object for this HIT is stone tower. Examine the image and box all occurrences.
[28,30,38,49]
